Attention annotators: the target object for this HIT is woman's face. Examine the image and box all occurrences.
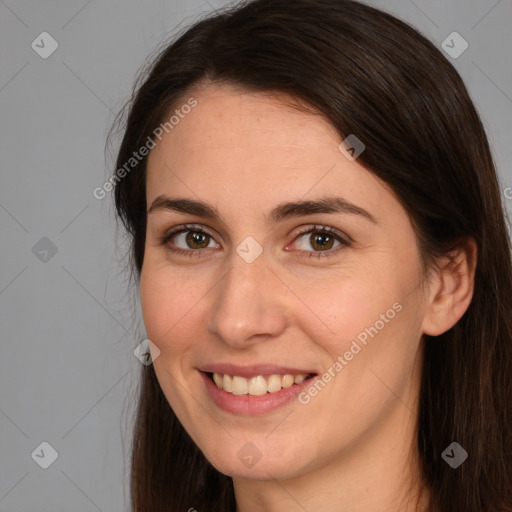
[140,83,431,480]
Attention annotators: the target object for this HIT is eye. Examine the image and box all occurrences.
[159,224,220,256]
[289,225,350,258]
[159,223,350,259]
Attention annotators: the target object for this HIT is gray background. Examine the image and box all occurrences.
[1,0,511,510]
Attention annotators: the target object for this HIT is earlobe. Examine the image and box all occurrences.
[421,238,478,336]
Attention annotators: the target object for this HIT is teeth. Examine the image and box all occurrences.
[267,374,282,393]
[213,373,223,388]
[231,376,248,395]
[248,376,267,396]
[281,374,294,388]
[223,374,232,393]
[211,372,311,395]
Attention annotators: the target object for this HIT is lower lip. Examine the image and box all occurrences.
[200,371,316,415]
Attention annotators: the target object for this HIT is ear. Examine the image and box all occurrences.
[421,237,477,336]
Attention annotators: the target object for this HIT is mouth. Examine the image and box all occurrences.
[199,364,319,415]
[206,371,316,395]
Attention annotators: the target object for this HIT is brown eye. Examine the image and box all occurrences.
[289,225,350,259]
[160,225,221,255]
[309,232,335,251]
[185,231,210,249]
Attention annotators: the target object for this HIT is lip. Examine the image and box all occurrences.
[200,370,318,415]
[200,363,316,379]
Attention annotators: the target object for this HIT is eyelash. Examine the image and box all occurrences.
[158,223,350,259]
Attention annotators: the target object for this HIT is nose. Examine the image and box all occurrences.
[207,247,288,348]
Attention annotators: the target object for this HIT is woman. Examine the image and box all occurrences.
[111,0,512,510]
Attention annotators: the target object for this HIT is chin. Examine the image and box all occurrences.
[203,444,308,481]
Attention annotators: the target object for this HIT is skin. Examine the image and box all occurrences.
[140,83,476,512]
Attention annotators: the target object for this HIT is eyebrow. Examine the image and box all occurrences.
[147,195,377,224]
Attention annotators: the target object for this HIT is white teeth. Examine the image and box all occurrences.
[281,374,294,388]
[213,373,223,388]
[267,374,282,393]
[248,376,267,396]
[231,376,248,395]
[223,374,232,393]
[211,372,311,395]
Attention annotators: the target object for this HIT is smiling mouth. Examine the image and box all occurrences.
[207,371,316,395]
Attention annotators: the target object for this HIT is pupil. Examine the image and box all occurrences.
[312,233,333,250]
[187,231,209,249]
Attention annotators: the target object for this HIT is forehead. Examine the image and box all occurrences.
[144,84,397,226]
[150,84,339,162]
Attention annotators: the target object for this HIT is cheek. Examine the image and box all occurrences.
[290,258,425,421]
[291,261,410,354]
[139,264,194,355]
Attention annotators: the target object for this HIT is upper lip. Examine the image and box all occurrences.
[200,363,317,378]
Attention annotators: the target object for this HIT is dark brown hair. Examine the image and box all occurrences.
[112,0,512,510]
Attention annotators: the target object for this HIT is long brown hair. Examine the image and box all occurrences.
[111,1,512,510]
